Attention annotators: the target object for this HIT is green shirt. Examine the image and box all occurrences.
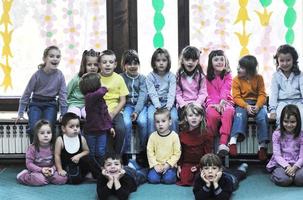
[67,75,85,108]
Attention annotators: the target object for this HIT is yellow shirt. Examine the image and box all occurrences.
[100,72,129,113]
[147,131,181,168]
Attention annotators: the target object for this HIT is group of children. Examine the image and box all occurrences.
[14,43,303,199]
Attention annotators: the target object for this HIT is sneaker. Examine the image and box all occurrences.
[237,163,248,173]
[16,169,28,180]
[258,147,268,162]
[229,144,237,156]
[128,159,142,170]
[217,144,229,157]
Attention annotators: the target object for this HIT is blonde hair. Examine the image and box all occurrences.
[179,103,206,133]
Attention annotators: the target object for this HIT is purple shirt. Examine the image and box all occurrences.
[266,130,303,171]
[25,145,55,173]
[84,87,112,133]
[206,73,233,107]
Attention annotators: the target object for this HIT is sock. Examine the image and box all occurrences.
[229,137,237,145]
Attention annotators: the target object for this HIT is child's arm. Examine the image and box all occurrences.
[272,131,290,168]
[146,73,162,108]
[219,73,233,104]
[166,73,177,110]
[232,78,247,108]
[54,137,67,176]
[58,72,68,116]
[293,133,303,172]
[146,135,159,168]
[133,75,148,117]
[110,96,126,119]
[269,74,279,118]
[115,172,137,200]
[25,145,43,172]
[255,75,267,110]
[176,76,187,108]
[70,136,90,164]
[195,74,208,106]
[97,174,114,200]
[165,133,181,168]
[212,172,233,200]
[193,176,212,200]
[66,76,79,102]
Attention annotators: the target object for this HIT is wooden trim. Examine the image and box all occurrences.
[0,97,20,111]
[178,0,189,55]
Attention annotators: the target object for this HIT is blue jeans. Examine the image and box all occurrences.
[147,167,177,184]
[231,100,269,143]
[147,104,178,135]
[27,100,57,142]
[123,104,148,153]
[85,132,107,166]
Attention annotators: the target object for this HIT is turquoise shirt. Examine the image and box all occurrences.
[67,75,85,108]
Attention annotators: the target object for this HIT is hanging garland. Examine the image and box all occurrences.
[283,0,296,44]
[152,0,165,48]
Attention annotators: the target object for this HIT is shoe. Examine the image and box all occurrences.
[16,169,28,180]
[237,163,248,173]
[128,159,142,170]
[258,147,268,162]
[237,134,245,142]
[229,144,237,156]
[217,144,229,157]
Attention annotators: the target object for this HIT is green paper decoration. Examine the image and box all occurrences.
[283,0,296,44]
[285,29,294,44]
[284,8,296,27]
[153,0,165,48]
[260,0,272,7]
[284,0,296,7]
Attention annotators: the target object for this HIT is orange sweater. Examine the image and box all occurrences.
[232,74,267,109]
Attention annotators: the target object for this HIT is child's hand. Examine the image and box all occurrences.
[58,169,67,176]
[42,167,53,177]
[109,112,115,120]
[163,162,170,173]
[213,171,222,184]
[285,165,297,177]
[154,164,163,173]
[110,128,116,138]
[113,169,125,180]
[200,171,211,187]
[251,106,259,115]
[102,169,114,181]
[71,155,80,164]
[191,166,197,172]
[131,112,138,122]
[246,105,255,116]
[219,99,227,107]
[177,166,181,178]
[211,104,221,113]
[269,113,276,119]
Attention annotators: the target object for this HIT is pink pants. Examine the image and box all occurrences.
[17,170,67,186]
[206,106,234,144]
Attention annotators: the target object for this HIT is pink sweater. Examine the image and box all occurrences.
[206,73,233,107]
[176,71,207,108]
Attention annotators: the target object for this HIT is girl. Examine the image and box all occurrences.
[206,50,234,156]
[54,112,92,184]
[67,49,100,118]
[120,50,148,155]
[146,48,178,135]
[177,103,213,186]
[16,46,68,143]
[269,44,303,127]
[176,46,207,111]
[16,120,67,186]
[229,55,269,161]
[79,72,115,167]
[266,104,303,186]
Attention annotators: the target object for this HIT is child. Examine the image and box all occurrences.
[97,153,147,200]
[176,46,207,111]
[229,55,269,161]
[146,48,178,135]
[16,120,67,186]
[146,107,181,184]
[177,103,213,186]
[100,50,129,154]
[54,112,92,184]
[79,72,114,167]
[266,104,303,186]
[120,50,148,155]
[269,44,303,127]
[16,46,68,142]
[67,49,100,118]
[193,153,248,200]
[206,50,234,156]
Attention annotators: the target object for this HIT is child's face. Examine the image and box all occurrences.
[44,49,61,71]
[185,109,202,130]
[283,114,297,133]
[103,158,122,175]
[212,55,226,74]
[100,55,117,77]
[237,66,247,78]
[201,165,222,182]
[37,125,52,146]
[278,53,293,73]
[61,119,81,138]
[183,58,199,73]
[154,113,171,135]
[86,56,99,73]
[125,62,139,77]
[154,53,168,75]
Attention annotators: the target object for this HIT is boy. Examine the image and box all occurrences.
[193,153,248,200]
[99,50,129,154]
[146,108,181,184]
[97,153,147,199]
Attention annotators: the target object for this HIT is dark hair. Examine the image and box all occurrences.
[100,49,116,61]
[238,55,258,77]
[274,44,300,75]
[199,153,222,168]
[32,120,54,152]
[154,107,171,120]
[151,48,171,73]
[78,49,101,77]
[121,49,140,71]
[102,153,123,166]
[280,104,301,138]
[79,72,101,95]
[206,50,231,81]
[38,46,60,69]
[61,112,80,127]
[179,103,206,133]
